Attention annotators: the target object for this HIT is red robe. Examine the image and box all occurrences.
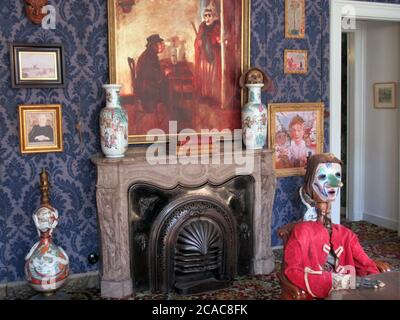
[283,221,379,298]
[194,20,222,105]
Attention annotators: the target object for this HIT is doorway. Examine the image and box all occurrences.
[331,0,400,234]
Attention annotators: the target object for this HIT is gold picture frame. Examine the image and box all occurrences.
[18,104,63,154]
[284,49,308,74]
[373,82,397,109]
[107,0,251,144]
[268,102,324,177]
[285,0,305,39]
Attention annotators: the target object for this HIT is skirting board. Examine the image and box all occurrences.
[363,212,398,231]
[0,271,99,300]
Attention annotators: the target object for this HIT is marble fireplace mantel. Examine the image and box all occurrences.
[92,147,276,298]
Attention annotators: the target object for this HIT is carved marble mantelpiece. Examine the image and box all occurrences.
[92,147,276,299]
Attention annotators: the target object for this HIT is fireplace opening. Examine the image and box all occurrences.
[129,176,254,294]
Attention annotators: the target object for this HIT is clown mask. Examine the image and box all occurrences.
[312,162,343,202]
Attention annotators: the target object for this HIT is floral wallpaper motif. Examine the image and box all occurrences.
[1,0,400,283]
[0,0,108,283]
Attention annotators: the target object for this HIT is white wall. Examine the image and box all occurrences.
[363,21,400,230]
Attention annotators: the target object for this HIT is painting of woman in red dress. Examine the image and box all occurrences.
[194,3,222,107]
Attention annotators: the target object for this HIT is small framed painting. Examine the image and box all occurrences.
[285,0,305,39]
[10,43,65,88]
[268,102,324,177]
[284,49,308,74]
[18,104,64,154]
[373,82,397,109]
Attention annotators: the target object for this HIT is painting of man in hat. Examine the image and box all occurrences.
[135,34,170,123]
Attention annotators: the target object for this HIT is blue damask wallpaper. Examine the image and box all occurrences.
[0,0,108,283]
[1,0,400,283]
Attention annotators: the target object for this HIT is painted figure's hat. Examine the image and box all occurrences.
[146,34,164,45]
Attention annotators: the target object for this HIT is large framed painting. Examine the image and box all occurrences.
[108,0,250,144]
[268,102,324,177]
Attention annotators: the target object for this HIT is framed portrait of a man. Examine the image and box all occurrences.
[18,104,63,154]
[108,0,250,144]
[268,102,324,177]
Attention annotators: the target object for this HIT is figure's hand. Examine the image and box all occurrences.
[34,135,50,141]
[332,273,352,291]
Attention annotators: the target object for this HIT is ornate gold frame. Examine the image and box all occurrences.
[284,49,308,75]
[268,102,324,177]
[107,0,251,144]
[285,0,305,39]
[18,104,63,154]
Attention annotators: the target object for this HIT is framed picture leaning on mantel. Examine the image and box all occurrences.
[108,0,250,144]
[268,102,324,177]
[10,43,65,88]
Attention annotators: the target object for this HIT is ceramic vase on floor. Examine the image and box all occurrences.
[242,83,268,150]
[100,84,128,158]
[25,169,70,295]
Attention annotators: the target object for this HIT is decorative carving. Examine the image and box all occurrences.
[151,199,236,292]
[175,220,223,273]
[135,233,148,251]
[137,196,159,217]
[239,223,251,240]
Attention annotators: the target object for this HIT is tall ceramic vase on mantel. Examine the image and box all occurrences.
[100,84,128,158]
[242,83,268,150]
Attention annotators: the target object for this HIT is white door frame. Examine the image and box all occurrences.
[330,0,400,225]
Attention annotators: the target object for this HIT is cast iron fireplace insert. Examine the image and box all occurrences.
[129,175,254,294]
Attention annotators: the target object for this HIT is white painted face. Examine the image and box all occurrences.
[312,163,343,202]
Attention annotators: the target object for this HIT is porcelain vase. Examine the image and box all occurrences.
[25,206,70,294]
[242,83,267,150]
[100,84,128,158]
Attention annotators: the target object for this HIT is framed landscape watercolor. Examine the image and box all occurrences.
[268,102,324,177]
[18,104,63,154]
[108,0,250,144]
[285,0,305,39]
[284,49,308,74]
[373,82,397,109]
[10,43,65,88]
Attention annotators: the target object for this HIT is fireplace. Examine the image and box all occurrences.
[129,176,253,294]
[92,147,276,298]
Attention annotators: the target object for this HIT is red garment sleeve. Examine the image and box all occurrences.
[283,227,333,298]
[349,234,380,276]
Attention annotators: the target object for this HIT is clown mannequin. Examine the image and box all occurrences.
[283,153,385,299]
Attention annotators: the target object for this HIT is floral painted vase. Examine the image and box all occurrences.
[100,84,128,158]
[242,83,267,150]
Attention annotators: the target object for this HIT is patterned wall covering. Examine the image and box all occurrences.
[0,0,108,283]
[251,0,330,246]
[1,0,400,283]
[251,0,400,246]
